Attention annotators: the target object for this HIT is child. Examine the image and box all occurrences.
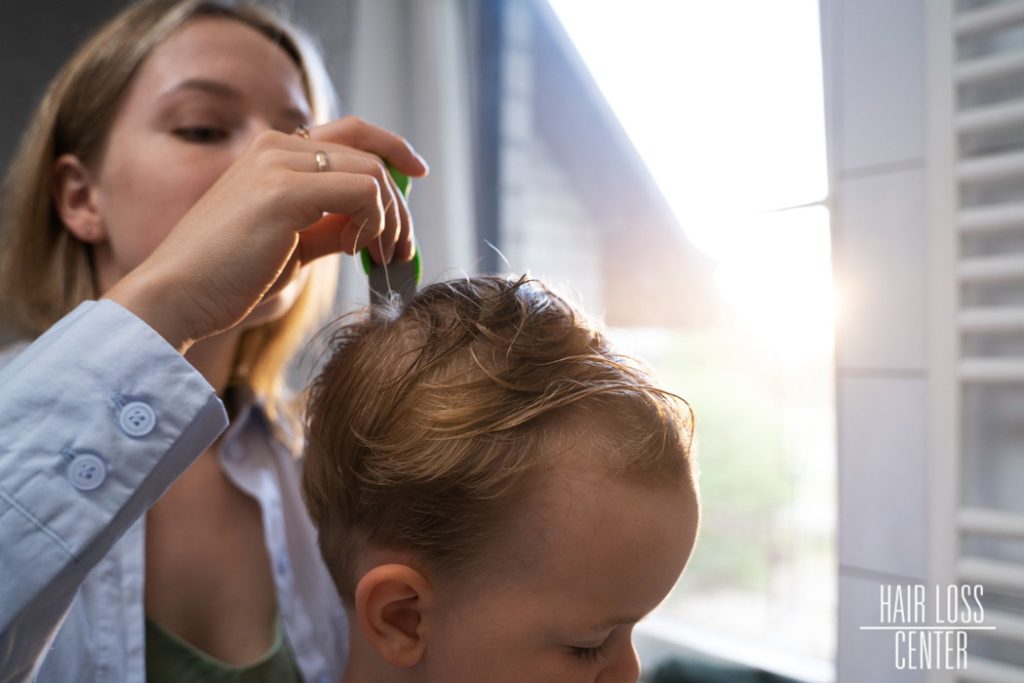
[303,275,700,683]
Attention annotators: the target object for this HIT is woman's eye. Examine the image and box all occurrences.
[568,643,608,663]
[173,126,228,143]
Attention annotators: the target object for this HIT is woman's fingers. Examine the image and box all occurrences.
[370,157,402,263]
[297,213,351,264]
[393,187,414,262]
[278,146,408,264]
[310,117,429,178]
[272,147,403,262]
[286,169,387,251]
[293,211,386,265]
[106,120,425,351]
[268,126,418,263]
[375,163,407,263]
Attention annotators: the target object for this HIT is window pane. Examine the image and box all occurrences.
[527,1,836,668]
[608,206,836,664]
[546,0,829,255]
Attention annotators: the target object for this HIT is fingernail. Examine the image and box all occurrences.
[415,153,429,174]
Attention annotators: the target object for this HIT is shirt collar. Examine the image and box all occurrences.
[221,382,304,459]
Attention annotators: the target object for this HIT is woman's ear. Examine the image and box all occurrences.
[354,563,433,668]
[51,153,105,243]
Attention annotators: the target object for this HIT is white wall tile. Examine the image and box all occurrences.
[835,168,927,372]
[838,375,928,580]
[503,0,532,50]
[838,572,927,683]
[502,48,532,97]
[839,0,925,171]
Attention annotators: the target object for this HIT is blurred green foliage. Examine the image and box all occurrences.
[614,326,798,591]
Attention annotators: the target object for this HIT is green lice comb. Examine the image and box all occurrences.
[360,166,421,305]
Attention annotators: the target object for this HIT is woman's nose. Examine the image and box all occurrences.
[240,119,289,151]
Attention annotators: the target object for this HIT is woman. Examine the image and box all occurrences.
[0,0,427,680]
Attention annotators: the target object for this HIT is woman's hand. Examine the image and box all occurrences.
[104,117,428,353]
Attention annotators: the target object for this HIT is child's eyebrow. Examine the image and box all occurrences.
[588,614,642,632]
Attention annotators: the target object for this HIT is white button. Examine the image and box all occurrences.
[68,454,106,491]
[119,401,156,437]
[275,555,290,577]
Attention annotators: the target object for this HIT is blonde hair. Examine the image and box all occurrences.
[303,275,696,603]
[0,0,339,411]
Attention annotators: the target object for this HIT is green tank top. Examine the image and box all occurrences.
[145,616,303,683]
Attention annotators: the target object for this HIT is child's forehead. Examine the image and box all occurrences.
[479,464,697,628]
[505,460,695,576]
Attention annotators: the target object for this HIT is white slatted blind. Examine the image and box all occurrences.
[931,2,1024,681]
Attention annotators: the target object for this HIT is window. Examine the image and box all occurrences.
[501,1,837,677]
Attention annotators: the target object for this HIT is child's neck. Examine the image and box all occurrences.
[342,656,406,683]
[342,623,407,683]
[340,655,373,683]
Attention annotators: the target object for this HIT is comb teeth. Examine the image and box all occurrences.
[365,165,416,305]
[368,257,418,306]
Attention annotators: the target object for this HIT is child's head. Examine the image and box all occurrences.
[303,275,699,683]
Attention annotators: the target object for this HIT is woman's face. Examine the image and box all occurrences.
[86,16,312,306]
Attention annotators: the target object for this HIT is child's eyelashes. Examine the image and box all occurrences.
[173,126,229,144]
[567,643,609,662]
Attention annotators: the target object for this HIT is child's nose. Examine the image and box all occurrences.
[596,642,641,683]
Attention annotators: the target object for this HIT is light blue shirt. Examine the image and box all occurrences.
[0,300,347,683]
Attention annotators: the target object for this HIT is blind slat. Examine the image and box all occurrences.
[955,1,1024,37]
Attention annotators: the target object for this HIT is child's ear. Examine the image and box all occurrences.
[354,563,433,667]
[51,154,106,244]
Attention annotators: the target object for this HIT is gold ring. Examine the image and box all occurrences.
[294,124,310,140]
[315,150,329,173]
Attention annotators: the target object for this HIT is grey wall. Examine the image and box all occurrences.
[0,1,355,175]
[0,0,131,172]
[0,1,129,344]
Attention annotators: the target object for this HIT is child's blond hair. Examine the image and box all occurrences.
[302,275,695,603]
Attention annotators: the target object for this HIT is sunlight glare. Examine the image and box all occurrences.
[546,0,833,351]
[713,206,836,356]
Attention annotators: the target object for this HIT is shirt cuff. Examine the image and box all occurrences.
[0,298,228,565]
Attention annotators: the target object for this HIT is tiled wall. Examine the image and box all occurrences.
[822,0,931,681]
[496,0,604,315]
